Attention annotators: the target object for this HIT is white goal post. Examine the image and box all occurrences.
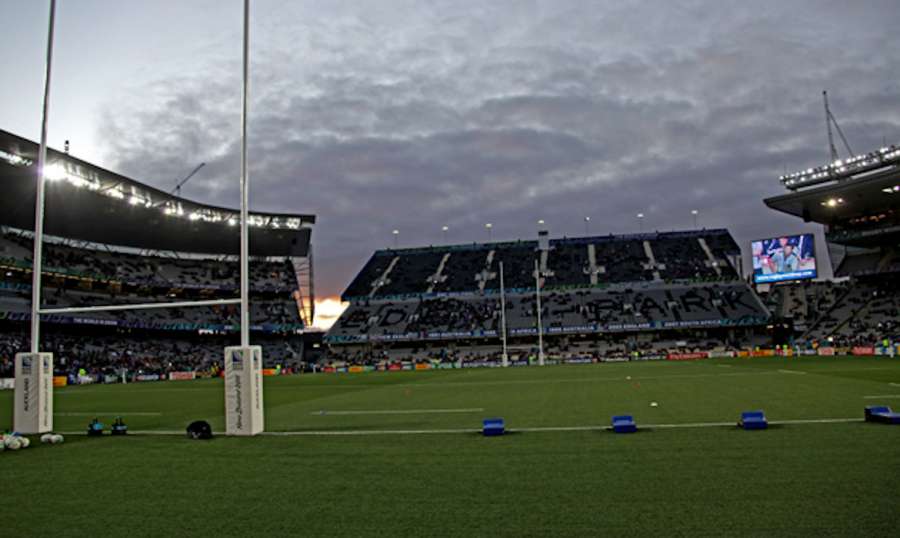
[15,0,262,436]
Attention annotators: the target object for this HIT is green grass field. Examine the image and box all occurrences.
[2,356,900,537]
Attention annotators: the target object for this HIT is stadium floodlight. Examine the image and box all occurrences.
[780,142,900,190]
[691,209,699,228]
[44,163,66,181]
[584,216,591,235]
[0,149,33,167]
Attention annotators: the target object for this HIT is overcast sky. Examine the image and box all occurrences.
[3,1,900,318]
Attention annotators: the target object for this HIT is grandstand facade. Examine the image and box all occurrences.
[764,142,899,347]
[0,129,316,378]
[327,229,770,361]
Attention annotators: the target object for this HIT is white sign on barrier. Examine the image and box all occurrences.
[14,353,53,434]
[224,346,264,436]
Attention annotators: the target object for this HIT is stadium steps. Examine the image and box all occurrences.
[426,253,451,294]
[828,292,878,338]
[697,237,723,277]
[801,285,861,340]
[477,250,496,292]
[369,256,400,298]
[586,244,603,285]
[642,241,662,281]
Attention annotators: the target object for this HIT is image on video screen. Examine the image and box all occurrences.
[751,233,817,283]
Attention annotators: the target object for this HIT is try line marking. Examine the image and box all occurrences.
[863,395,900,399]
[309,408,484,416]
[778,369,807,375]
[75,417,862,437]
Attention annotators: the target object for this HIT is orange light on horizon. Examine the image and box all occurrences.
[311,297,348,330]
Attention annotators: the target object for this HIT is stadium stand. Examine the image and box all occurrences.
[341,229,741,301]
[327,228,768,362]
[0,129,316,379]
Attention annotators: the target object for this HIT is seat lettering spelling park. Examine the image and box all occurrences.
[738,410,768,430]
[611,415,637,433]
[864,405,900,424]
[482,418,505,436]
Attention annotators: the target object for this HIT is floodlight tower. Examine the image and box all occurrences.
[823,90,854,163]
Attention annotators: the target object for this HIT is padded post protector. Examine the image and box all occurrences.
[482,418,505,436]
[612,415,637,433]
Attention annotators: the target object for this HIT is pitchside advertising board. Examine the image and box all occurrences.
[14,352,53,434]
[224,346,264,436]
[751,233,817,284]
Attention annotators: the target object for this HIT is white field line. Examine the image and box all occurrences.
[863,395,900,399]
[890,383,900,387]
[391,370,780,389]
[57,417,863,437]
[309,408,484,416]
[54,412,162,416]
[778,369,807,375]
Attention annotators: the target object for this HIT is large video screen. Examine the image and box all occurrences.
[751,233,817,284]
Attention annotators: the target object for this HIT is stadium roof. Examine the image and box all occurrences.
[764,165,900,225]
[0,129,314,257]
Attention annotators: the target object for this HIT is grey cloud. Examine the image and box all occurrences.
[94,1,900,298]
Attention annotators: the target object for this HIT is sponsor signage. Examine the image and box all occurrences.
[135,374,161,382]
[667,352,709,361]
[852,346,875,356]
[169,371,196,381]
[817,347,835,356]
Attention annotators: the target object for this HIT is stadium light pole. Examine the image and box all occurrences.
[534,259,545,366]
[392,229,399,248]
[485,223,492,242]
[636,213,644,233]
[499,261,509,367]
[691,209,699,229]
[584,216,591,235]
[442,225,448,243]
[239,0,251,348]
[30,0,57,354]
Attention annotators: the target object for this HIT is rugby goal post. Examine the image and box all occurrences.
[16,0,263,436]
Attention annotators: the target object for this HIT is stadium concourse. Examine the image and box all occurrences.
[0,129,316,382]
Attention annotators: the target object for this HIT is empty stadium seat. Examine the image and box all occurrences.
[611,415,637,433]
[738,410,768,430]
[482,418,505,436]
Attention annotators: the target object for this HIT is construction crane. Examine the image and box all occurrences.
[171,162,206,197]
[823,90,854,162]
